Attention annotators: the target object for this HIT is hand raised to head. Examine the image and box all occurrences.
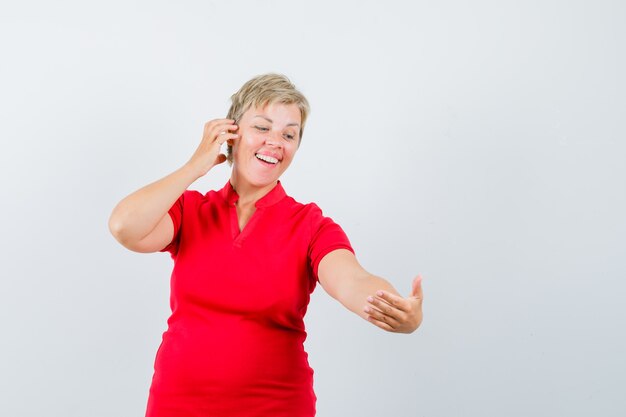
[185,119,239,179]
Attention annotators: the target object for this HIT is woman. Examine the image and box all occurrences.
[109,74,423,416]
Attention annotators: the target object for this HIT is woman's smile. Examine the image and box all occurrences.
[255,152,280,165]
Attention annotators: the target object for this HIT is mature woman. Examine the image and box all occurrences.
[109,74,423,416]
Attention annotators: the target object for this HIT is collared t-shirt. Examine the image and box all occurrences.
[146,181,353,417]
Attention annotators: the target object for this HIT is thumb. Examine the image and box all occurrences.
[410,275,423,299]
[214,154,227,165]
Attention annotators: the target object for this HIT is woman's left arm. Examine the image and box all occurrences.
[317,249,424,333]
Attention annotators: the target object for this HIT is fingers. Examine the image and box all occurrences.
[367,315,395,332]
[365,298,421,334]
[364,304,400,331]
[411,275,424,299]
[373,290,410,313]
[216,131,238,145]
[366,295,403,319]
[203,118,236,133]
[203,119,239,145]
[365,294,410,330]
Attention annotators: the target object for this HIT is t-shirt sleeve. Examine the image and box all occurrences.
[159,192,185,256]
[308,203,354,281]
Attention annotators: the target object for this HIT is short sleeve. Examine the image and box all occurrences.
[308,203,354,281]
[159,192,185,256]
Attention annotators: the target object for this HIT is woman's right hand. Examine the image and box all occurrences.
[185,118,239,178]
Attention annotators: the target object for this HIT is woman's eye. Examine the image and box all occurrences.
[284,133,296,140]
[254,126,269,132]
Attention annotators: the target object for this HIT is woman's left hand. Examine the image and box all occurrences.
[364,275,424,333]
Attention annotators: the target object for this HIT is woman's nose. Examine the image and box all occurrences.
[266,132,282,148]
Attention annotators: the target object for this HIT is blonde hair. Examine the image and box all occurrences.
[226,73,310,163]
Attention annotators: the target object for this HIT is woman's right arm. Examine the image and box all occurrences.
[108,119,238,253]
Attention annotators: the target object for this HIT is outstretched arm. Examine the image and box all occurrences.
[317,249,423,333]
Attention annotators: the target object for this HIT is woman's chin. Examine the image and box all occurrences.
[233,168,279,190]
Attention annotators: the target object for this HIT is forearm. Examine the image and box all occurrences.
[337,271,401,320]
[108,163,200,243]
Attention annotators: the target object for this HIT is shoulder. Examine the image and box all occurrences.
[279,195,326,221]
[282,197,343,238]
[179,188,225,206]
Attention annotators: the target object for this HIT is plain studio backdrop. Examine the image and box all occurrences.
[1,1,624,416]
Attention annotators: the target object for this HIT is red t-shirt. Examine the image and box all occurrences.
[146,181,353,417]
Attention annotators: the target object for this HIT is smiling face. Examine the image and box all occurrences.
[229,102,302,193]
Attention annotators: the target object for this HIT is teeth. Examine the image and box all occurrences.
[255,153,278,164]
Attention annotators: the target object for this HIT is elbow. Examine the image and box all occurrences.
[108,214,125,243]
[108,210,133,246]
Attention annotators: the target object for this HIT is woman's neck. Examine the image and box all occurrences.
[229,172,278,208]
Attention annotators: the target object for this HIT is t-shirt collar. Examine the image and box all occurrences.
[220,180,286,208]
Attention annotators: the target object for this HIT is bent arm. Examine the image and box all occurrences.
[318,249,423,333]
[108,163,199,253]
[109,118,239,253]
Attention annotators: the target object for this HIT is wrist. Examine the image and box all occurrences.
[180,162,205,182]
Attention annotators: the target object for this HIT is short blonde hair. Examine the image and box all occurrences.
[226,73,310,163]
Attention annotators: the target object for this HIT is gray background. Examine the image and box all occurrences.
[1,1,624,416]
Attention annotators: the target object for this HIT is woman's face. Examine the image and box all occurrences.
[230,102,301,190]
